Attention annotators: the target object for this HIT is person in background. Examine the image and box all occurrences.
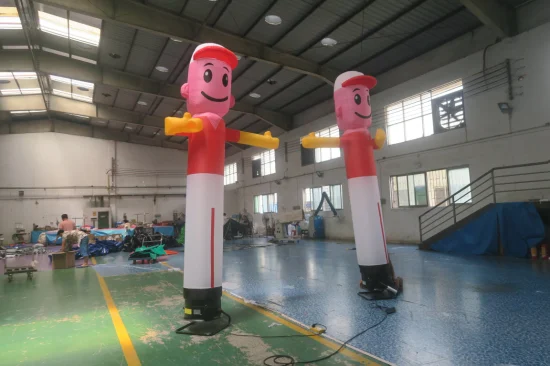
[174,213,185,237]
[58,214,76,232]
[78,228,91,268]
[56,229,78,252]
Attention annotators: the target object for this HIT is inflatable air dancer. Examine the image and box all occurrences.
[165,43,279,335]
[302,71,402,300]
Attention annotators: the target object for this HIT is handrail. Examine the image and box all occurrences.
[419,159,550,243]
[420,174,493,225]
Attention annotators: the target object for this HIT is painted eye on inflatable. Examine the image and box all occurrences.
[222,74,228,87]
[354,94,361,105]
[204,69,212,83]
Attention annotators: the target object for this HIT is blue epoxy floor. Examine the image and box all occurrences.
[96,240,550,365]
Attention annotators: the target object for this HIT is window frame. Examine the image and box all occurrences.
[385,80,464,145]
[314,125,341,163]
[224,162,237,186]
[390,165,471,209]
[254,193,278,214]
[302,184,344,212]
[391,172,429,209]
[252,149,276,178]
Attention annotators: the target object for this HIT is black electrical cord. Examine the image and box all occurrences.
[262,305,393,366]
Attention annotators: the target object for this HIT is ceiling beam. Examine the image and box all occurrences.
[0,50,292,130]
[460,0,516,37]
[0,95,164,128]
[0,118,187,150]
[37,0,340,84]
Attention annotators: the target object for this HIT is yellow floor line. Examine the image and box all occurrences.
[91,257,141,366]
[159,261,385,365]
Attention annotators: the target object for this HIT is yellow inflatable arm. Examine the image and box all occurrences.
[301,132,340,149]
[165,112,203,136]
[374,129,386,149]
[238,131,279,149]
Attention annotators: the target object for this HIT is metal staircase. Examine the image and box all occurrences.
[419,160,550,250]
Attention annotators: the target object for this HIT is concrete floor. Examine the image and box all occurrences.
[2,239,550,365]
[0,245,385,366]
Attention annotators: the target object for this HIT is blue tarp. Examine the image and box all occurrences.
[74,240,123,259]
[431,202,545,258]
[496,203,545,258]
[431,207,499,255]
[153,226,174,236]
[31,230,46,243]
[91,228,134,238]
[45,231,62,245]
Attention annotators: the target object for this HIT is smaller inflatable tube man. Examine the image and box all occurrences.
[301,71,402,294]
[165,43,279,321]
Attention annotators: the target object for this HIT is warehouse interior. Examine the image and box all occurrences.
[1,0,550,365]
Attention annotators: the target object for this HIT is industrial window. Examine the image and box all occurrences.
[303,184,343,212]
[315,125,341,163]
[254,193,277,214]
[252,149,276,178]
[0,72,41,96]
[386,80,463,145]
[38,10,101,46]
[224,163,237,186]
[0,7,22,29]
[390,167,471,208]
[50,75,94,103]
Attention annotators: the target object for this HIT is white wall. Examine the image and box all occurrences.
[0,133,187,237]
[224,20,550,243]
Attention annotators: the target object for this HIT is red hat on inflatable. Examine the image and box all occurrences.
[192,43,239,70]
[334,71,377,91]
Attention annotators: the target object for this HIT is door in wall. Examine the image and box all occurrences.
[98,211,109,229]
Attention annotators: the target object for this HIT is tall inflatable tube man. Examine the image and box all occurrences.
[302,71,401,296]
[165,43,279,324]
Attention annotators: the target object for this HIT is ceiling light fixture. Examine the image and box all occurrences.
[108,52,121,59]
[126,126,134,130]
[155,66,169,72]
[265,15,282,26]
[170,37,183,42]
[137,101,148,106]
[321,37,338,47]
[249,92,261,98]
[267,79,277,85]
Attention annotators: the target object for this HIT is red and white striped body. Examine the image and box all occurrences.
[347,175,388,267]
[184,173,224,290]
[341,129,390,286]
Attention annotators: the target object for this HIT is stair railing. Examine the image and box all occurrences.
[419,160,550,243]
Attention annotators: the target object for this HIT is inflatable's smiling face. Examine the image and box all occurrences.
[333,72,377,132]
[334,85,372,131]
[180,44,238,118]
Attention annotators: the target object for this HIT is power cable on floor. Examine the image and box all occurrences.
[262,305,392,366]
